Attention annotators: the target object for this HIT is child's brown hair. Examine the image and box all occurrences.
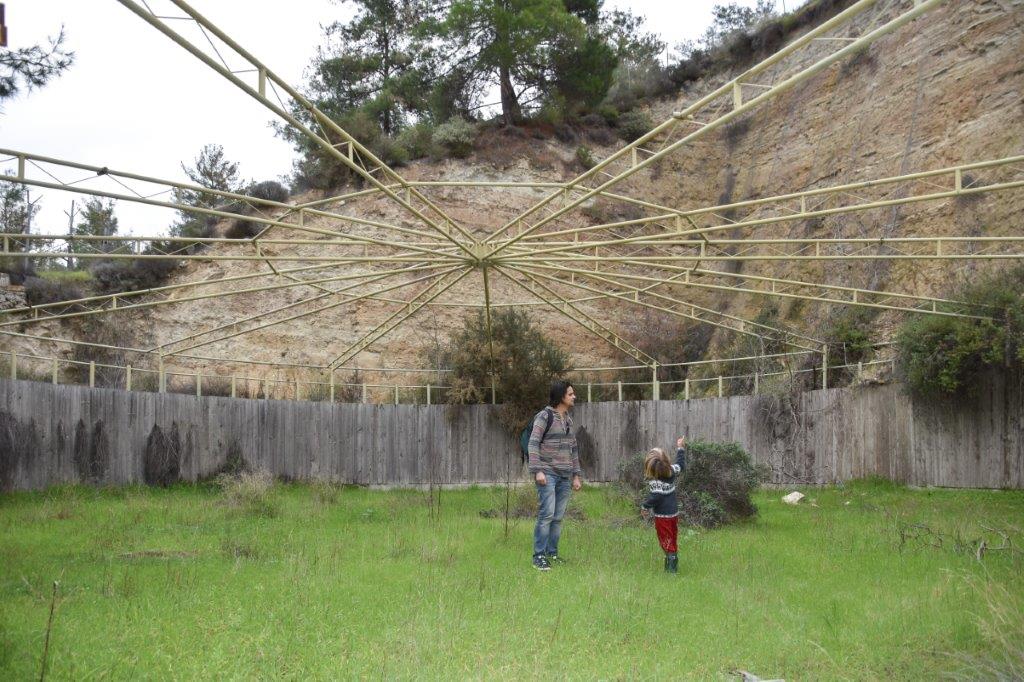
[643,447,672,480]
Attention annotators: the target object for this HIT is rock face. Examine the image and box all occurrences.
[0,286,25,311]
[3,1,1022,397]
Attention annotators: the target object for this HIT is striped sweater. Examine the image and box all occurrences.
[527,407,581,477]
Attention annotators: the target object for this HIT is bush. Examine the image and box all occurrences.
[897,265,1024,398]
[216,470,280,518]
[428,309,568,435]
[23,276,83,306]
[615,109,654,142]
[225,219,261,240]
[246,180,289,204]
[373,136,410,167]
[597,105,619,125]
[90,258,179,294]
[617,439,765,528]
[395,123,435,160]
[433,117,476,159]
[575,145,596,171]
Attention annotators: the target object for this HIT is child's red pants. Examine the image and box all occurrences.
[654,515,678,553]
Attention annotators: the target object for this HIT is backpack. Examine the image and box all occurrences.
[518,407,555,463]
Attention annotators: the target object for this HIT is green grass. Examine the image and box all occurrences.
[1,481,1021,679]
[35,269,93,283]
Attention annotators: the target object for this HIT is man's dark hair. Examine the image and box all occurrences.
[548,380,574,408]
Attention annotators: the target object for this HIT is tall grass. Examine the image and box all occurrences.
[0,482,1020,679]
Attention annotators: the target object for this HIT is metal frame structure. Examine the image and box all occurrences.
[2,0,1022,400]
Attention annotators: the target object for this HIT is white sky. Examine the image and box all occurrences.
[1,0,805,238]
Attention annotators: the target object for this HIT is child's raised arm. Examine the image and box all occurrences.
[674,437,687,472]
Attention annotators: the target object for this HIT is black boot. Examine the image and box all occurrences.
[666,552,678,574]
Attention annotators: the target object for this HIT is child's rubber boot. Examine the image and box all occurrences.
[665,553,678,574]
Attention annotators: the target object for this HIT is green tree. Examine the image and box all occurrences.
[0,177,40,279]
[427,0,589,125]
[170,144,242,239]
[702,1,776,48]
[310,0,435,135]
[73,197,120,261]
[0,27,74,102]
[430,308,569,433]
[278,0,436,189]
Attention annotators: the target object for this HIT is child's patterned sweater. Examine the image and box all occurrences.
[640,447,687,517]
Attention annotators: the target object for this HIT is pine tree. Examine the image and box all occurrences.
[170,144,242,239]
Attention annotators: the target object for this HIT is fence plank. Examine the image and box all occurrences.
[1,377,1021,491]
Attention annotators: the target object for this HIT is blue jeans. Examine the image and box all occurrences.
[533,473,572,557]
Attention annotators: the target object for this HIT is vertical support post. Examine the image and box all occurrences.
[52,358,59,385]
[822,343,829,390]
[231,375,237,398]
[295,377,300,401]
[587,383,592,403]
[89,361,96,388]
[9,350,16,380]
[258,68,266,97]
[617,380,623,402]
[732,81,742,109]
[718,375,724,398]
[17,155,25,180]
[158,356,166,393]
[651,363,660,401]
[753,370,759,395]
[264,378,270,399]
[196,371,202,397]
[426,383,431,406]
[490,376,496,405]
[329,371,335,402]
[126,365,132,391]
[857,360,863,382]
[954,168,962,193]
[362,383,368,404]
[394,385,400,405]
[684,377,690,401]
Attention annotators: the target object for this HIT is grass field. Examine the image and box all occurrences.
[1,480,1022,680]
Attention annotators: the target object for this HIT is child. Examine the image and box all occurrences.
[640,437,687,573]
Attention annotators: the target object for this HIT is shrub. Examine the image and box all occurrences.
[246,180,289,204]
[90,258,179,294]
[615,109,654,142]
[575,145,596,171]
[216,470,279,518]
[597,105,619,125]
[395,123,435,160]
[225,219,261,240]
[897,265,1024,398]
[826,308,876,385]
[23,276,83,306]
[428,309,568,435]
[617,439,765,528]
[373,135,410,167]
[433,117,476,159]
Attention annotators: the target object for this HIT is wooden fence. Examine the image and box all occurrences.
[1,375,1021,491]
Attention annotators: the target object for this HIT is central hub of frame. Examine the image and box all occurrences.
[466,243,494,266]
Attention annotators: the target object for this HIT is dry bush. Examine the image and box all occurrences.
[216,470,280,518]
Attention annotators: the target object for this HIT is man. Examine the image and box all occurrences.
[527,380,582,571]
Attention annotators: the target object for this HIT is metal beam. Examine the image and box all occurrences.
[485,0,946,256]
[327,268,473,369]
[494,264,658,367]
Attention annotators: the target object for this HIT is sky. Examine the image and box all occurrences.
[1,0,806,238]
